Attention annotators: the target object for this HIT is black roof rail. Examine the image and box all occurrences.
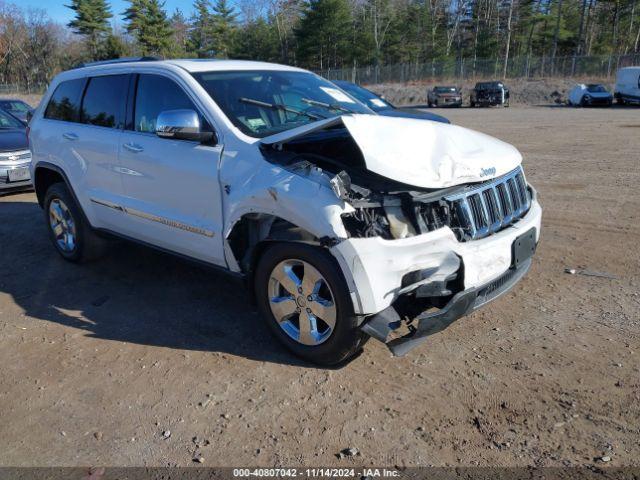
[74,56,161,69]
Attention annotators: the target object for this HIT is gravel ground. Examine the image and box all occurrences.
[0,106,639,468]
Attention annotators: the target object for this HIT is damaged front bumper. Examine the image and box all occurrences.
[330,194,541,355]
[361,257,532,356]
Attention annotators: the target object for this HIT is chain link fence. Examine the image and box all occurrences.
[2,53,638,93]
[0,83,48,96]
[317,53,640,84]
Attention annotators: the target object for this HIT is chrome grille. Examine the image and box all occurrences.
[445,166,531,241]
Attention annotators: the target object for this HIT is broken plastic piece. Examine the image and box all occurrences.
[330,170,352,200]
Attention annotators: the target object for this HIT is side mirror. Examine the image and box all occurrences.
[26,110,34,124]
[156,109,215,143]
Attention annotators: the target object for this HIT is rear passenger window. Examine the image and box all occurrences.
[81,74,128,128]
[134,74,197,133]
[44,78,85,122]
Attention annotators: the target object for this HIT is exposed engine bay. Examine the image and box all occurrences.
[261,126,532,243]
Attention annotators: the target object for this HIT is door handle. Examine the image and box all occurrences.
[62,132,78,141]
[123,142,144,153]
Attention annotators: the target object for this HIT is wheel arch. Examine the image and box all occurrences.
[226,213,332,276]
[34,162,73,208]
[225,212,363,314]
[34,162,96,231]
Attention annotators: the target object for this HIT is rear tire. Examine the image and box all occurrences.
[43,182,107,263]
[254,242,368,366]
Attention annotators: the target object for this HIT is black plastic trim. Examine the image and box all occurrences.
[95,226,243,280]
[362,257,533,357]
[33,162,86,217]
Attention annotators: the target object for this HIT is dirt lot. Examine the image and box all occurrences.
[0,106,639,468]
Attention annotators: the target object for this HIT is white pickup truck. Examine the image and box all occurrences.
[29,58,541,365]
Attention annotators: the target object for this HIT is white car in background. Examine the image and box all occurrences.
[28,58,541,365]
[568,83,613,106]
[614,66,640,105]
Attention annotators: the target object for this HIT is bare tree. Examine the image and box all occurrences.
[503,0,515,78]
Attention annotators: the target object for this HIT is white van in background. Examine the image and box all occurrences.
[614,67,640,105]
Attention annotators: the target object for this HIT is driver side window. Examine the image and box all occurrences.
[134,74,198,133]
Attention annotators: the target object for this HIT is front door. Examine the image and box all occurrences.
[117,73,225,266]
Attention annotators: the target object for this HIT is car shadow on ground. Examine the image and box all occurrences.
[0,198,331,368]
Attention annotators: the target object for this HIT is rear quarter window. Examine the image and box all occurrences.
[44,78,86,122]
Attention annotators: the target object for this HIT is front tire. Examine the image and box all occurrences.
[254,243,368,366]
[44,182,107,263]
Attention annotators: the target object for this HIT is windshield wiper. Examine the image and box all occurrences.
[301,98,353,114]
[238,97,323,120]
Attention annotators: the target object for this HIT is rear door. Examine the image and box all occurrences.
[32,76,128,229]
[117,73,225,266]
[74,73,130,229]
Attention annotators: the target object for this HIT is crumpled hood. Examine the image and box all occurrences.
[261,114,522,188]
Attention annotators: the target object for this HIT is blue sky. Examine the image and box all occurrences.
[16,0,199,24]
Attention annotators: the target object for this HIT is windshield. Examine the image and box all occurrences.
[434,86,457,93]
[335,82,390,112]
[192,70,373,138]
[586,84,606,93]
[0,110,23,128]
[0,101,30,113]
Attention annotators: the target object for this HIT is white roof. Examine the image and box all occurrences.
[164,59,307,73]
[53,58,310,84]
[70,58,306,73]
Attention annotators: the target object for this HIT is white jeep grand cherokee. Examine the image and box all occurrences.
[29,58,541,365]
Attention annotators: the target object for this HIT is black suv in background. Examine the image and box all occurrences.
[470,81,510,107]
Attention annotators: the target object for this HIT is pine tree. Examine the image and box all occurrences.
[295,0,352,70]
[122,0,173,57]
[210,0,237,58]
[66,0,113,60]
[123,0,148,38]
[99,32,130,60]
[170,8,190,56]
[233,17,280,61]
[188,0,214,57]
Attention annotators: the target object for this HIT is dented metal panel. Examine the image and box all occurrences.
[331,195,541,315]
[262,114,523,189]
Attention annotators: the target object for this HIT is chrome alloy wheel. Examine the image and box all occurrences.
[48,198,77,253]
[267,259,337,346]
